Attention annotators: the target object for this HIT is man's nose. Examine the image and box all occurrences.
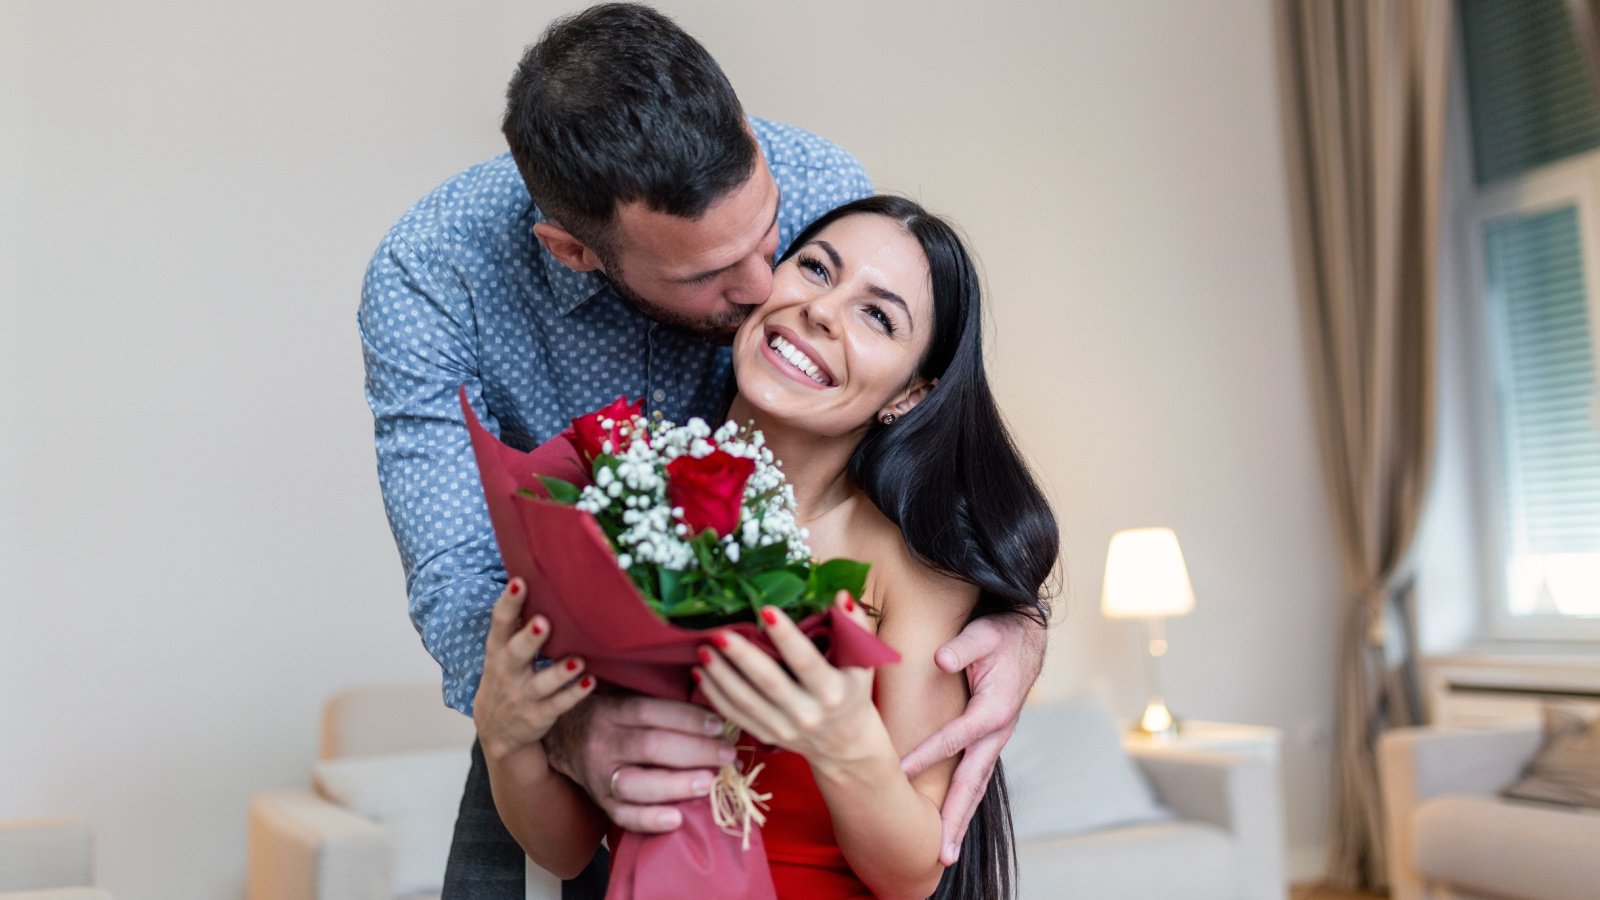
[724,255,774,307]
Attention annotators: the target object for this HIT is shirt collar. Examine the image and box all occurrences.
[529,203,608,317]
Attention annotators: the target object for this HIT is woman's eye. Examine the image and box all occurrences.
[797,255,829,282]
[867,305,897,335]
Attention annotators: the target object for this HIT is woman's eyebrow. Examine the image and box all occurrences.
[812,239,844,271]
[867,284,911,332]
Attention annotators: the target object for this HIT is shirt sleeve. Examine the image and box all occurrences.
[359,230,502,717]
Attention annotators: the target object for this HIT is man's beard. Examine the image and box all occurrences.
[599,269,750,344]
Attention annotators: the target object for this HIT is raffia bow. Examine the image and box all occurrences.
[708,724,771,850]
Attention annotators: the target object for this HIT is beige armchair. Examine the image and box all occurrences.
[0,818,112,899]
[247,684,563,900]
[1379,724,1600,900]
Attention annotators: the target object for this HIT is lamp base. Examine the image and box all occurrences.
[1134,696,1178,738]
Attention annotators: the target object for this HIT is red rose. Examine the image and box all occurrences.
[666,449,756,538]
[570,396,645,463]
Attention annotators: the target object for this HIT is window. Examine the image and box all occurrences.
[1458,0,1600,636]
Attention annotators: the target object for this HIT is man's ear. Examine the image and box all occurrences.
[879,376,938,421]
[532,221,605,273]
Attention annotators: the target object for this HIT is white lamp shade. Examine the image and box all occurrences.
[1101,527,1196,618]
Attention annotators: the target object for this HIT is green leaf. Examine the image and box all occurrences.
[753,570,806,609]
[739,541,788,572]
[658,567,685,606]
[537,476,582,505]
[691,531,720,572]
[809,558,871,604]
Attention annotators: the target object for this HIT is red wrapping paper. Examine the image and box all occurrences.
[460,388,901,899]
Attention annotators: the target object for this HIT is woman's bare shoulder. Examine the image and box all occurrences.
[846,497,976,630]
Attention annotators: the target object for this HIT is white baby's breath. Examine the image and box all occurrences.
[580,412,813,575]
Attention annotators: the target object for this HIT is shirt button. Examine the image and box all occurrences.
[652,388,667,403]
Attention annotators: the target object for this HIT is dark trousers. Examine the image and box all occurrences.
[442,738,611,900]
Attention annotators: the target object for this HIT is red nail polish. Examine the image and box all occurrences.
[691,669,702,684]
[529,619,544,636]
[712,632,730,650]
[761,608,778,626]
[697,646,713,665]
[580,676,594,690]
[844,595,856,613]
[509,581,521,596]
[565,658,580,672]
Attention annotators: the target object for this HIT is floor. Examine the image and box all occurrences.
[1291,887,1385,900]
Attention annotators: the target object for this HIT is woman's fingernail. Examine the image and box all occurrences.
[697,646,713,665]
[719,745,737,763]
[580,675,594,690]
[657,809,682,830]
[509,580,521,596]
[704,714,725,735]
[712,632,730,650]
[691,668,703,684]
[565,658,581,672]
[761,607,778,626]
[529,618,544,635]
[844,595,856,613]
[691,773,713,794]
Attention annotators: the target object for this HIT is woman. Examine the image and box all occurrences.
[479,196,1059,899]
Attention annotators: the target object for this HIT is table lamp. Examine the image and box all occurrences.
[1101,527,1196,737]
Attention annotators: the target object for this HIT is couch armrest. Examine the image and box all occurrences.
[247,790,392,900]
[1378,725,1541,802]
[0,819,94,893]
[0,883,112,890]
[1377,725,1541,900]
[1127,747,1287,900]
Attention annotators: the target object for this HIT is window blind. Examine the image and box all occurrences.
[1483,204,1600,554]
[1460,0,1600,184]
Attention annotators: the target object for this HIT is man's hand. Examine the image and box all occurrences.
[543,691,737,833]
[900,614,1047,865]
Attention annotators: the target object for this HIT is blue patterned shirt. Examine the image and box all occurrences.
[360,117,872,716]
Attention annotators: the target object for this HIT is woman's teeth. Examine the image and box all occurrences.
[768,334,831,386]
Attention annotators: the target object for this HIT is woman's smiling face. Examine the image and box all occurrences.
[732,213,936,438]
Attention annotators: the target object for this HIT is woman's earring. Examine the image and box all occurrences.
[880,412,896,426]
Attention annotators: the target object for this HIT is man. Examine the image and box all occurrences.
[359,5,1046,897]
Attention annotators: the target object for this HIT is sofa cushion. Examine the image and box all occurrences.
[1415,793,1600,900]
[1002,691,1171,841]
[313,748,472,896]
[1015,820,1235,900]
[1502,706,1600,809]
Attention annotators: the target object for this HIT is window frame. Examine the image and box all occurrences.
[1460,152,1600,642]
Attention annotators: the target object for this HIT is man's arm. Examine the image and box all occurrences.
[360,228,739,831]
[899,613,1048,865]
[360,230,504,716]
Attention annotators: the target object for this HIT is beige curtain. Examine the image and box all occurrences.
[1276,0,1452,890]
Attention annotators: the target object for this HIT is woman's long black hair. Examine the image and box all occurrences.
[778,196,1061,900]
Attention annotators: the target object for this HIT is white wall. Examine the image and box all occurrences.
[0,1,1342,896]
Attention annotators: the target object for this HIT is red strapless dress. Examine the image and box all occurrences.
[746,742,875,899]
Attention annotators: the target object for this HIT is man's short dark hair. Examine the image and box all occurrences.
[503,3,757,259]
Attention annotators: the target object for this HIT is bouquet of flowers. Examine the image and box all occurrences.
[537,395,871,628]
[459,389,899,900]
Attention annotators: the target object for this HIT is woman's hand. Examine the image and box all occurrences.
[473,577,598,762]
[695,592,880,766]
